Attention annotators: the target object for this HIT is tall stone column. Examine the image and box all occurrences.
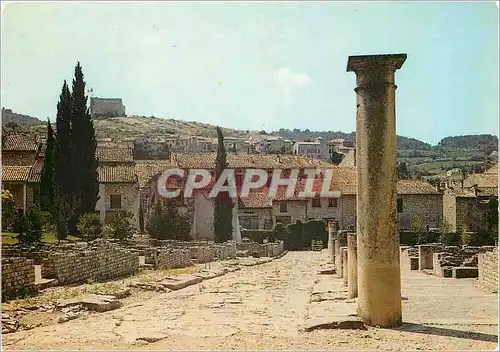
[347,233,358,298]
[347,54,406,327]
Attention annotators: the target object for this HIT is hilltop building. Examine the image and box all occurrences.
[90,97,126,118]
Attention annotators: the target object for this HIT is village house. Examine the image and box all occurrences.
[270,167,443,231]
[1,135,140,228]
[144,152,334,240]
[95,147,140,228]
[246,135,293,154]
[292,137,329,160]
[1,135,43,213]
[443,163,498,233]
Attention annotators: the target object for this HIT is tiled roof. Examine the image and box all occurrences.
[172,152,334,169]
[135,160,174,188]
[2,135,40,151]
[323,167,440,195]
[2,165,32,182]
[397,180,440,195]
[96,147,133,163]
[484,164,498,175]
[463,172,498,188]
[339,149,356,167]
[238,191,272,208]
[476,187,498,197]
[330,167,357,194]
[98,165,137,183]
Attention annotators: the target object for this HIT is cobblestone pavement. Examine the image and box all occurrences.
[2,251,498,350]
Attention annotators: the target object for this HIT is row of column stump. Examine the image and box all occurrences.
[328,231,358,299]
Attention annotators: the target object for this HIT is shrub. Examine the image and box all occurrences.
[77,213,103,242]
[17,208,43,247]
[146,200,191,241]
[1,189,18,231]
[39,211,55,233]
[303,219,327,247]
[286,220,304,250]
[106,211,135,240]
[439,232,461,246]
[102,224,115,239]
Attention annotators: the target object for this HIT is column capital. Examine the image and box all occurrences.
[347,54,407,73]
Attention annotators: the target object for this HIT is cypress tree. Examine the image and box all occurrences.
[69,62,99,233]
[54,80,73,240]
[40,119,56,212]
[214,126,233,243]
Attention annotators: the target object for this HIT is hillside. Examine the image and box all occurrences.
[1,108,43,126]
[271,129,432,150]
[3,110,497,177]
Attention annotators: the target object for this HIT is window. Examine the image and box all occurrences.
[279,202,287,213]
[312,198,321,208]
[275,216,292,226]
[397,198,403,213]
[110,195,122,209]
[328,198,338,207]
[249,216,259,229]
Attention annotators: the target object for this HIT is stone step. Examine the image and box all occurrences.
[159,275,203,290]
[35,278,57,290]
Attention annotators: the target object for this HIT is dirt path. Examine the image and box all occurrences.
[2,251,498,350]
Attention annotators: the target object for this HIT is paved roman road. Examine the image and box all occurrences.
[3,251,498,350]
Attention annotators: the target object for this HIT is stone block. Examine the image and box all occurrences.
[410,257,419,270]
[452,267,478,279]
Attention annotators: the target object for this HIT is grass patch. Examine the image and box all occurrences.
[2,232,81,246]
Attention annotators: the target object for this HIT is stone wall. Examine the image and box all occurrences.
[272,200,307,225]
[428,246,496,277]
[397,194,443,231]
[477,248,498,293]
[190,246,216,264]
[143,247,192,269]
[2,257,37,301]
[43,241,139,285]
[456,197,489,233]
[400,246,419,270]
[237,240,285,257]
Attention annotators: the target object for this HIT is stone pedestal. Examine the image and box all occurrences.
[328,223,335,264]
[347,233,358,298]
[347,53,406,327]
[341,248,348,286]
[334,239,342,278]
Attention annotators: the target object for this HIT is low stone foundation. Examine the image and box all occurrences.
[144,248,192,269]
[401,247,419,271]
[236,240,285,258]
[2,257,38,301]
[42,241,139,285]
[432,246,496,277]
[478,248,498,293]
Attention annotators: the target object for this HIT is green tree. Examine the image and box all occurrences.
[214,126,233,243]
[1,189,17,231]
[146,200,191,240]
[77,213,103,242]
[330,151,344,165]
[106,211,135,240]
[40,119,56,213]
[486,198,498,235]
[54,80,73,240]
[18,208,43,247]
[69,62,99,233]
[397,161,411,180]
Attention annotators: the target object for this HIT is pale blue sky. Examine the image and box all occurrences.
[1,1,498,144]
